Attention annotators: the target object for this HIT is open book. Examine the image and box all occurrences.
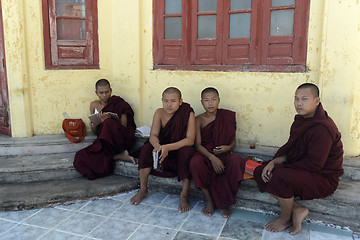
[135,126,151,138]
[88,112,119,127]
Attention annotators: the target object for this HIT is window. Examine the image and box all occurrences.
[153,0,310,72]
[42,0,99,69]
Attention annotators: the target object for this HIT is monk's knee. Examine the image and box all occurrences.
[190,154,206,172]
[178,146,195,160]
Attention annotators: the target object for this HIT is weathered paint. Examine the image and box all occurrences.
[1,0,360,156]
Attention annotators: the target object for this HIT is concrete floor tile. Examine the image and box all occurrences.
[55,201,88,211]
[128,225,177,240]
[221,218,264,240]
[0,224,48,240]
[88,218,139,240]
[0,219,17,234]
[160,194,199,210]
[55,212,105,235]
[38,230,84,240]
[23,208,74,228]
[309,224,353,238]
[139,191,168,205]
[111,202,156,223]
[0,209,41,223]
[181,212,226,236]
[231,208,270,225]
[144,207,189,229]
[79,199,124,217]
[110,190,137,202]
[174,231,216,240]
[309,231,353,240]
[263,226,308,240]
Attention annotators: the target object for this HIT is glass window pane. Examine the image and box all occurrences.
[56,0,85,17]
[198,15,217,39]
[165,17,182,39]
[57,19,86,40]
[231,0,251,10]
[165,0,181,14]
[199,0,217,12]
[230,13,250,38]
[271,0,295,7]
[270,10,294,36]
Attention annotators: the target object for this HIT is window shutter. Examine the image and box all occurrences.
[261,0,309,66]
[43,0,99,69]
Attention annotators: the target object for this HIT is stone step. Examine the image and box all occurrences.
[115,161,360,233]
[0,134,96,156]
[0,175,139,212]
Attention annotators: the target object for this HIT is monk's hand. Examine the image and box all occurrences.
[261,161,275,183]
[99,112,111,122]
[158,145,169,164]
[209,155,225,174]
[213,145,230,155]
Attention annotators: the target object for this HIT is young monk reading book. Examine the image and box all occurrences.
[254,83,343,235]
[190,87,245,218]
[130,87,196,213]
[73,79,136,180]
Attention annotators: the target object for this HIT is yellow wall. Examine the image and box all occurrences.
[2,0,360,156]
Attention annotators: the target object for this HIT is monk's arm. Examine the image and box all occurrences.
[261,155,287,182]
[119,114,127,128]
[284,126,332,172]
[149,109,162,151]
[195,116,225,174]
[89,101,98,134]
[164,112,196,151]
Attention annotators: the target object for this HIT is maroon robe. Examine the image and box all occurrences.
[73,96,136,180]
[254,103,343,200]
[190,109,245,209]
[138,102,195,180]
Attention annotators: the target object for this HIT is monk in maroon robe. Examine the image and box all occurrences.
[130,87,196,213]
[254,83,343,235]
[73,79,136,180]
[190,87,245,218]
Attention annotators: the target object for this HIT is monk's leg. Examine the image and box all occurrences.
[199,188,214,216]
[264,195,293,232]
[130,167,151,205]
[287,200,309,235]
[113,150,136,164]
[178,178,191,213]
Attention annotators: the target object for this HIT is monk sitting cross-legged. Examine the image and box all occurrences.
[73,79,136,180]
[190,87,245,218]
[254,83,343,235]
[130,87,196,213]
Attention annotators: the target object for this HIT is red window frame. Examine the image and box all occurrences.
[42,0,99,69]
[153,0,310,72]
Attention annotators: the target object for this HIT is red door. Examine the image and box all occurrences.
[0,0,10,136]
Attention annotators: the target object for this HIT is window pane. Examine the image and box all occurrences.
[199,0,217,12]
[270,10,294,36]
[271,0,295,7]
[231,0,251,10]
[230,13,250,38]
[56,0,85,17]
[165,0,181,14]
[198,15,217,39]
[57,19,86,40]
[165,17,182,39]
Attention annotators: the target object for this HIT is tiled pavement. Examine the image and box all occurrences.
[0,190,357,240]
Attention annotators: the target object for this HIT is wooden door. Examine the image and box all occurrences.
[0,0,10,136]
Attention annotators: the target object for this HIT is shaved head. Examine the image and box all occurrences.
[162,87,182,99]
[297,83,319,98]
[95,79,111,90]
[201,87,219,99]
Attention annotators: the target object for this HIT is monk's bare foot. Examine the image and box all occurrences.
[201,200,214,217]
[130,189,148,205]
[178,196,190,213]
[264,216,291,232]
[287,206,309,235]
[113,150,137,164]
[219,208,232,218]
